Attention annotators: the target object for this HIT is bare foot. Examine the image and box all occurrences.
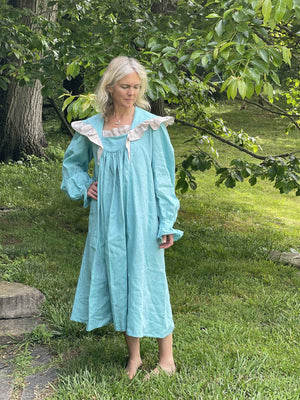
[125,358,143,380]
[144,363,176,380]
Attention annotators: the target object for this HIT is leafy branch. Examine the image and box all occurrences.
[175,119,300,160]
[175,119,300,196]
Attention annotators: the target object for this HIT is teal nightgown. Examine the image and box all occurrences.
[61,106,183,338]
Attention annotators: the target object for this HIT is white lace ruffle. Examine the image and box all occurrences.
[71,120,104,163]
[71,116,175,163]
[103,125,130,137]
[126,116,174,160]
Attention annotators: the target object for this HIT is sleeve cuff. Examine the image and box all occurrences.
[82,179,93,208]
[157,225,184,242]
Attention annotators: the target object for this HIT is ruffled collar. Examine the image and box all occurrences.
[71,107,174,164]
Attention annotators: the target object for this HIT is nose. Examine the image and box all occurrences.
[127,87,134,96]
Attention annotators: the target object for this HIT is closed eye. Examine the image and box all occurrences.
[120,85,141,89]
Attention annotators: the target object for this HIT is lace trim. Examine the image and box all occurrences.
[128,116,174,141]
[103,125,130,137]
[126,116,174,160]
[71,116,174,163]
[71,120,104,164]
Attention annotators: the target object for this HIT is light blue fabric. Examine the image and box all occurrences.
[61,106,183,338]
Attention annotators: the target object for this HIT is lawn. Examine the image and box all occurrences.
[0,102,299,399]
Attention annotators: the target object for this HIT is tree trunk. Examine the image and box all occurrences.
[0,0,57,162]
[150,98,166,116]
[151,0,177,14]
[0,80,46,161]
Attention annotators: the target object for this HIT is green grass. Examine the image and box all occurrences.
[0,104,299,399]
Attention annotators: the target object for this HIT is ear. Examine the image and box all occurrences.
[107,86,113,94]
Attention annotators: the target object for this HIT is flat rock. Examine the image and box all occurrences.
[0,345,57,400]
[0,281,45,319]
[0,356,13,400]
[21,368,57,400]
[279,252,300,268]
[269,251,300,268]
[0,317,44,345]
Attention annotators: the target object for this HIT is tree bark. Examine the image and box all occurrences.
[0,0,57,162]
[151,0,177,14]
[0,80,46,161]
[150,98,166,116]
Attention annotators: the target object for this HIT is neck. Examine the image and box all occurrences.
[113,106,135,125]
[114,106,134,119]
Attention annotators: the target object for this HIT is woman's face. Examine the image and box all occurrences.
[108,72,141,110]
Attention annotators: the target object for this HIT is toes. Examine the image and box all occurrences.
[125,360,143,379]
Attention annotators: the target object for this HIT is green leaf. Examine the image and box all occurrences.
[295,6,300,20]
[262,0,272,22]
[150,43,162,52]
[271,72,281,86]
[281,46,291,65]
[247,68,261,85]
[148,37,157,49]
[176,178,189,193]
[0,78,8,90]
[202,55,209,67]
[249,176,257,186]
[245,80,255,98]
[67,62,80,78]
[206,13,220,18]
[190,51,202,60]
[258,49,269,63]
[236,22,249,34]
[228,79,238,99]
[263,82,274,98]
[219,42,235,53]
[189,180,197,190]
[225,175,236,188]
[166,82,178,95]
[255,80,264,95]
[268,165,277,180]
[275,0,286,22]
[203,72,216,84]
[62,95,75,111]
[213,46,219,59]
[162,59,174,73]
[237,79,247,99]
[81,99,91,112]
[220,77,232,93]
[215,20,225,36]
[250,59,269,74]
[162,46,176,54]
[178,55,189,64]
[135,38,145,48]
[269,48,283,67]
[236,43,245,54]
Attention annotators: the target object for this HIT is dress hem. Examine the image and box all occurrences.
[71,317,174,338]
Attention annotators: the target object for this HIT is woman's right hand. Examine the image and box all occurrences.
[87,181,98,200]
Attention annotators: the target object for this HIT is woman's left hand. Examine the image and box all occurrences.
[159,234,174,249]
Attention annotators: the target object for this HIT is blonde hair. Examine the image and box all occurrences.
[96,56,151,120]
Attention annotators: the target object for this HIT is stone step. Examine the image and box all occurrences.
[0,345,57,400]
[0,317,44,345]
[0,281,45,319]
[0,281,45,344]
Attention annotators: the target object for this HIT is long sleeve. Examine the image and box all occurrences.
[152,124,183,242]
[61,132,94,208]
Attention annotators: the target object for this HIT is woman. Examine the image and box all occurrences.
[61,56,183,379]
